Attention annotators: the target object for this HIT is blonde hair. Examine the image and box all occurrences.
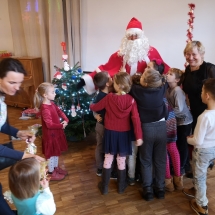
[169,68,184,86]
[9,158,40,200]
[114,72,132,93]
[140,69,163,88]
[34,82,54,109]
[184,41,205,58]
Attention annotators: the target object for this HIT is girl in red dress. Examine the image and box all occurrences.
[34,82,69,181]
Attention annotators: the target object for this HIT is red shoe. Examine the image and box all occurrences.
[55,167,68,176]
[50,169,65,181]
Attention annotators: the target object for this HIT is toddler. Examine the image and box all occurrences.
[9,158,56,215]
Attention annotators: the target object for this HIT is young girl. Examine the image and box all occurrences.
[9,158,56,215]
[148,60,182,192]
[166,68,193,177]
[90,72,143,195]
[130,68,168,201]
[163,98,182,191]
[34,82,69,181]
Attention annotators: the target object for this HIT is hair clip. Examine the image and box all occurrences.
[152,58,163,66]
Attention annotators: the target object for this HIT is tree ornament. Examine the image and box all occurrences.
[54,71,62,79]
[76,103,81,110]
[62,54,70,71]
[55,88,59,94]
[71,75,76,80]
[63,61,70,71]
[62,54,68,60]
[61,42,70,71]
[61,42,66,54]
[71,105,77,117]
[78,68,82,73]
[76,93,81,110]
[62,83,67,90]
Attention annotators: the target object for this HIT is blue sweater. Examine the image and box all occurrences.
[0,122,23,160]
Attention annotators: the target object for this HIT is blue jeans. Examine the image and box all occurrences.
[192,147,215,206]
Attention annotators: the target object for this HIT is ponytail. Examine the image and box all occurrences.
[34,91,43,110]
[33,82,54,109]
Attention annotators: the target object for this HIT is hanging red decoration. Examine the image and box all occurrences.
[186,3,195,43]
[184,3,195,67]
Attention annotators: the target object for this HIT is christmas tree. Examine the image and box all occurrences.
[52,42,96,141]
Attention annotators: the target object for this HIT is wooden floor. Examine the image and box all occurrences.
[1,107,215,215]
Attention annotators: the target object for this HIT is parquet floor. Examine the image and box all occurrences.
[1,107,215,215]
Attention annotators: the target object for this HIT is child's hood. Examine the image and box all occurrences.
[108,93,133,118]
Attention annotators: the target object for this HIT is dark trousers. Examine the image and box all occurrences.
[139,121,167,189]
[95,122,105,169]
[176,123,192,175]
[0,184,16,215]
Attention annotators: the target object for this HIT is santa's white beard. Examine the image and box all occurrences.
[118,35,150,66]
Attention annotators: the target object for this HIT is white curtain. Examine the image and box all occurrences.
[8,0,81,81]
[63,0,81,67]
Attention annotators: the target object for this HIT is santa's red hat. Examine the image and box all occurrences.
[126,17,143,36]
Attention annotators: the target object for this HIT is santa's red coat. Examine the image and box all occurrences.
[82,46,170,94]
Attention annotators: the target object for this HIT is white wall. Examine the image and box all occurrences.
[80,0,215,71]
[2,0,215,71]
[0,0,13,53]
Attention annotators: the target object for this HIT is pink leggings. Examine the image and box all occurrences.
[103,153,126,170]
[166,142,181,178]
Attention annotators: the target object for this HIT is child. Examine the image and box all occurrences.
[130,68,168,201]
[9,158,56,215]
[148,60,182,191]
[182,78,215,215]
[90,72,143,195]
[34,82,69,181]
[163,98,182,191]
[126,72,142,186]
[92,71,113,176]
[166,68,193,177]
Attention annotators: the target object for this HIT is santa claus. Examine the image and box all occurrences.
[77,17,170,94]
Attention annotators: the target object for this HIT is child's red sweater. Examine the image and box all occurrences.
[90,93,142,140]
